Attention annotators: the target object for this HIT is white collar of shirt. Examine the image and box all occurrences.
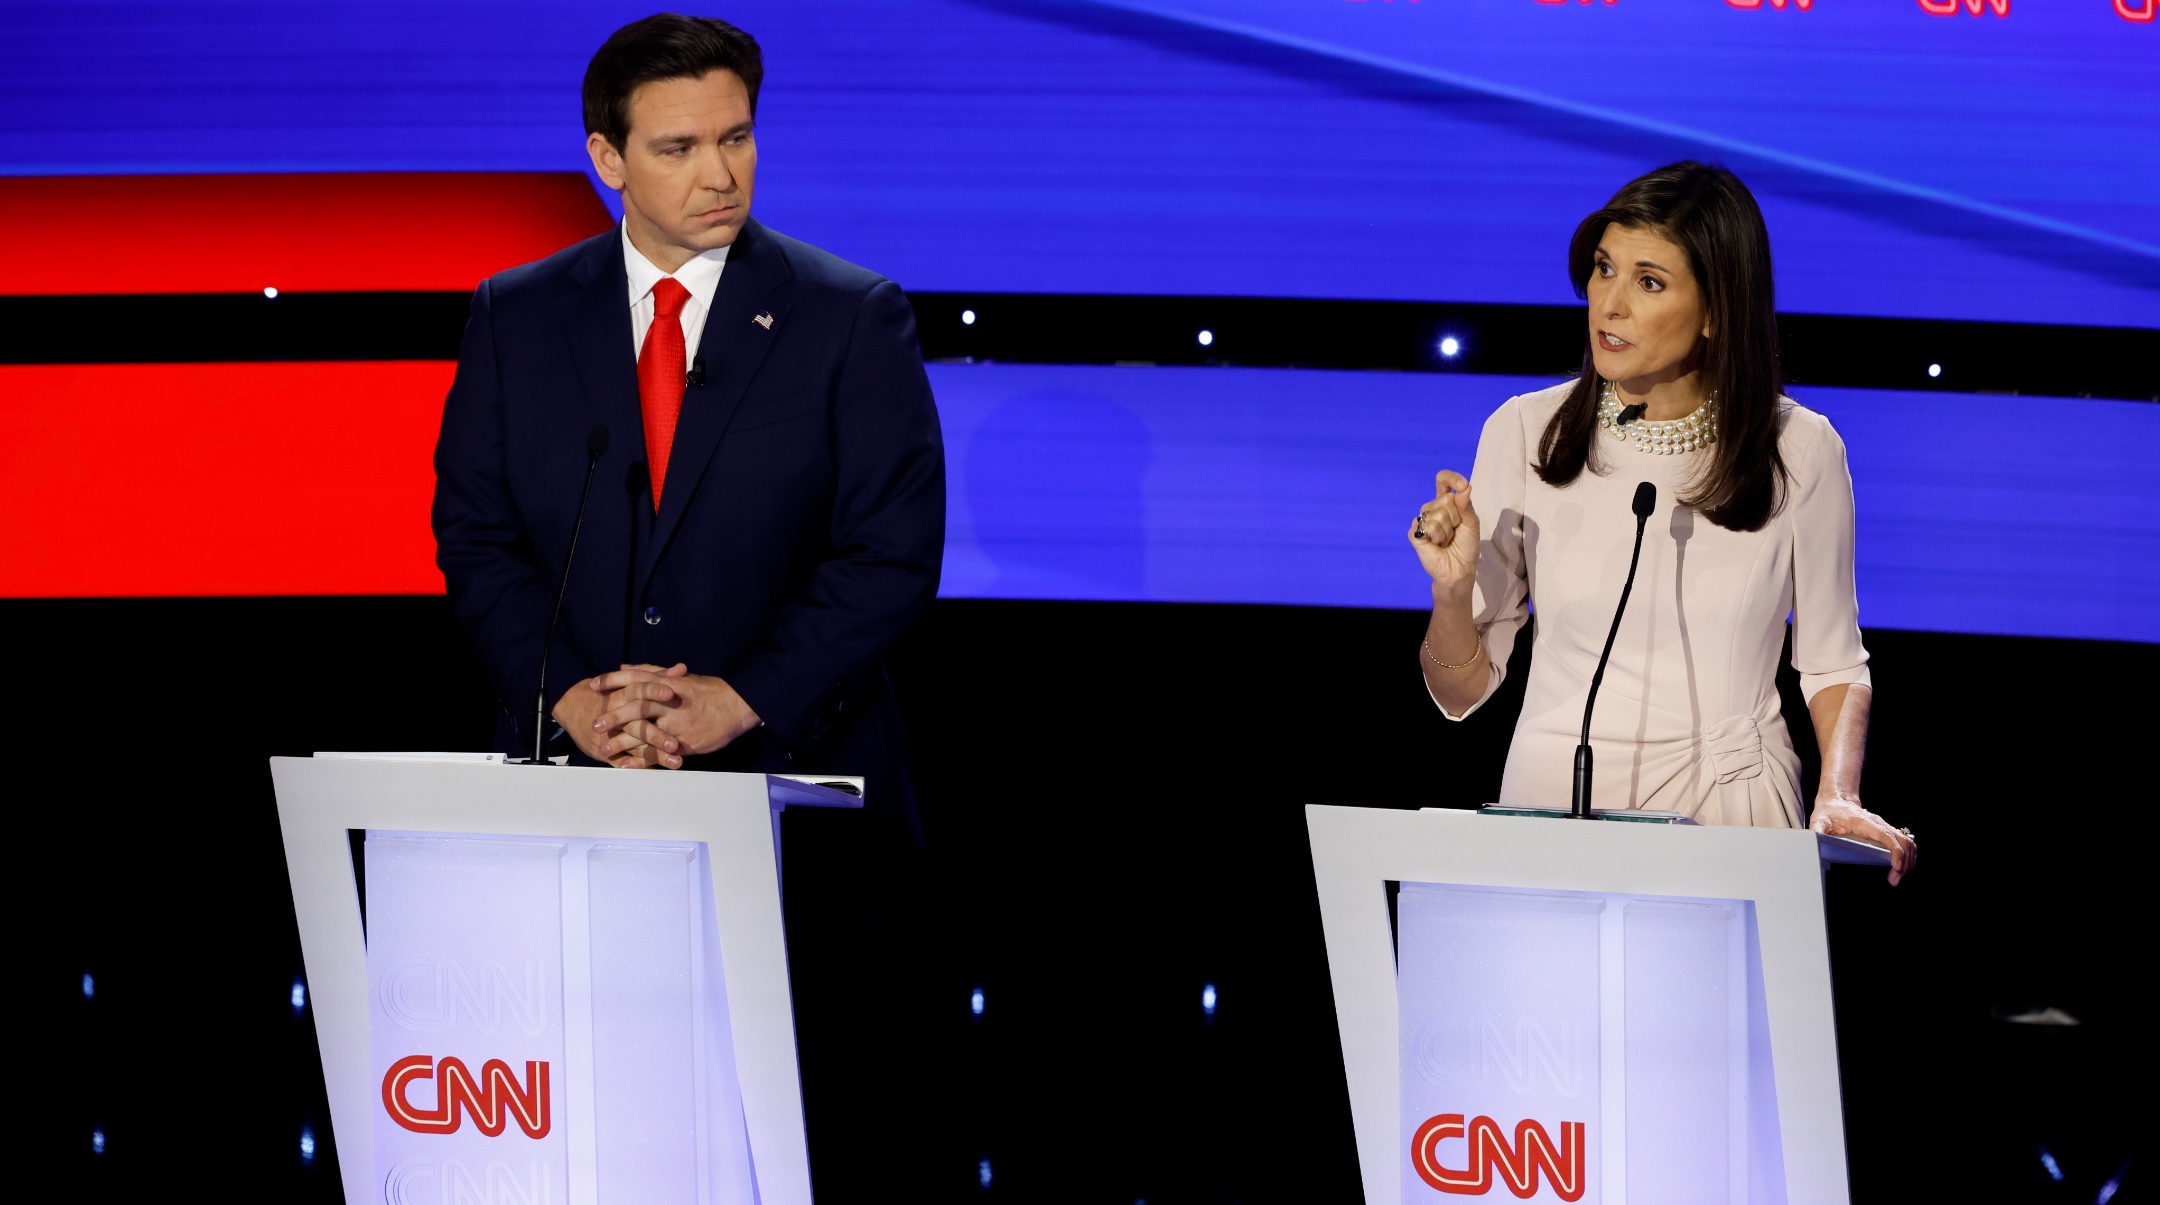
[623,222,731,363]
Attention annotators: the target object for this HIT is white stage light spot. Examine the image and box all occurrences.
[1197,329,1214,347]
[961,309,976,325]
[1928,363,1942,378]
[263,286,279,299]
[1439,337,1460,358]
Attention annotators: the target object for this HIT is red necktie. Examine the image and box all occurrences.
[637,277,692,510]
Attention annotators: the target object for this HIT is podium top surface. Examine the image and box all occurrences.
[304,753,865,810]
[1420,804,1894,867]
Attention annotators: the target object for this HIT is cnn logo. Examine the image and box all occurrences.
[383,1054,552,1139]
[1411,1113,1586,1200]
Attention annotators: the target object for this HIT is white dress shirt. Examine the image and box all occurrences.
[623,223,730,363]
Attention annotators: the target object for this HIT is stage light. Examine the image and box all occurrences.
[291,978,307,1012]
[961,309,976,326]
[1928,363,1942,378]
[263,286,279,299]
[1439,336,1461,358]
[2099,1160,2130,1205]
[300,1123,317,1165]
[1197,329,1214,347]
[2039,1146,2064,1182]
[970,986,984,1016]
[92,1128,106,1155]
[1201,983,1217,1016]
[81,972,93,999]
[978,1158,993,1189]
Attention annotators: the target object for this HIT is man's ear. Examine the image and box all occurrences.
[586,132,628,191]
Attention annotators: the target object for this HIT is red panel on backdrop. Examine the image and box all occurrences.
[0,362,453,597]
[0,172,613,295]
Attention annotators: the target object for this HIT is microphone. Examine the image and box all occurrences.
[1616,403,1648,426]
[622,460,649,656]
[1572,481,1657,818]
[686,356,706,387]
[534,424,610,765]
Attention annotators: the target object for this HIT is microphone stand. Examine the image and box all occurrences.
[621,460,649,667]
[534,426,610,764]
[1572,481,1658,818]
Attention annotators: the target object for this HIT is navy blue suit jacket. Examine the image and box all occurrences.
[431,219,944,811]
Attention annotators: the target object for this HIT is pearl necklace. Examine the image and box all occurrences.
[1598,384,1718,455]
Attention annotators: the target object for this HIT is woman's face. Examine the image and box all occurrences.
[1586,224,1711,389]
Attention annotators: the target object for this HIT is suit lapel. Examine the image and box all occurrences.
[554,231,645,475]
[637,219,795,593]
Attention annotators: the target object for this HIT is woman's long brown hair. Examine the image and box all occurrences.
[1535,162,1788,532]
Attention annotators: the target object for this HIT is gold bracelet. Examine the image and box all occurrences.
[1422,637,1483,671]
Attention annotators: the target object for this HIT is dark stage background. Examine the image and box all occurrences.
[12,595,2149,1203]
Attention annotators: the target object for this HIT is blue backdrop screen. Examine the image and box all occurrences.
[2,2,2153,639]
[3,0,2152,325]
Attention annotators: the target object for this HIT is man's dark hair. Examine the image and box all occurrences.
[1536,161,1789,532]
[583,14,763,152]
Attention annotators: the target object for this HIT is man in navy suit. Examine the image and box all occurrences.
[432,14,944,816]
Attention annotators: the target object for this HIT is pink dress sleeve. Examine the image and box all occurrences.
[1788,410,1872,701]
[1435,396,1533,720]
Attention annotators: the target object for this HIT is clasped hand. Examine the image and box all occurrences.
[550,663,762,769]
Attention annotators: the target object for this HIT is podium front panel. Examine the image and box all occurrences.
[1397,883,1783,1204]
[272,757,820,1205]
[364,831,755,1205]
[1309,805,1844,1205]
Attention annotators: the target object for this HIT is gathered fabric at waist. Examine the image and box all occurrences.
[1499,691,1804,827]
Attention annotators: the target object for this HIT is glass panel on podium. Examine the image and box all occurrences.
[365,830,757,1205]
[1397,882,1786,1205]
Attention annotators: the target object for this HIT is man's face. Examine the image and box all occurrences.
[587,69,757,268]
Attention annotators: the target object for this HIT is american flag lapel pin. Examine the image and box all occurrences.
[753,311,774,330]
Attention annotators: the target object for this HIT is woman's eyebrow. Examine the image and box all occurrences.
[1634,259,1670,271]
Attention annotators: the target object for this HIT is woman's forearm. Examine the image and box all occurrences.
[1421,585,1488,717]
[1807,682,1872,804]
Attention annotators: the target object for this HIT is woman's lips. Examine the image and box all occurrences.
[1598,330,1631,350]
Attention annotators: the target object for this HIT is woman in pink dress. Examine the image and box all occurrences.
[1411,162,1917,883]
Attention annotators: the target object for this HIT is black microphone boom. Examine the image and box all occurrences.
[534,424,610,765]
[1572,481,1658,818]
[622,459,649,657]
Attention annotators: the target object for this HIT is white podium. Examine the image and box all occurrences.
[272,755,861,1205]
[1308,805,1889,1205]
